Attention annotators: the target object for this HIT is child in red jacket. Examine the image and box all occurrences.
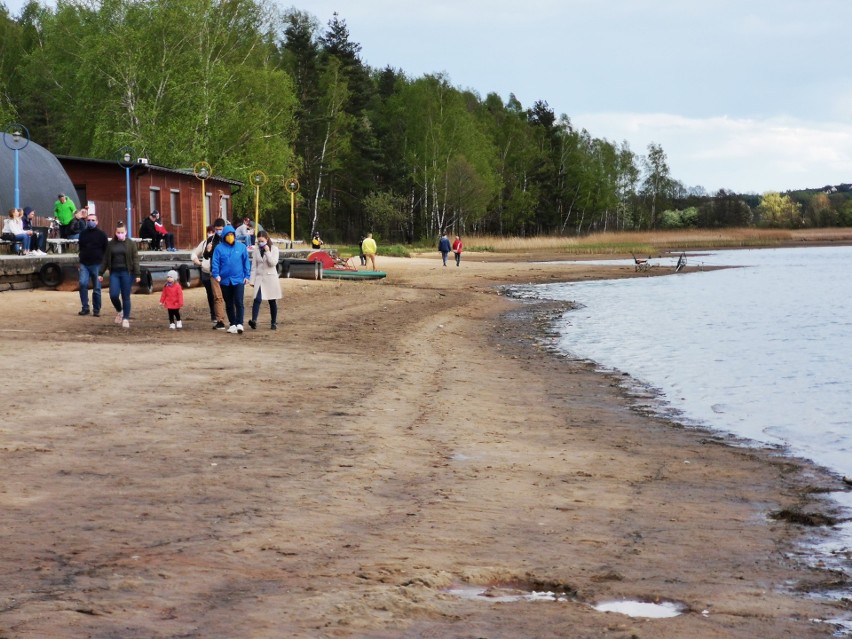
[159,269,184,329]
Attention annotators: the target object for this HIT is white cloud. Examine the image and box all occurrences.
[575,112,852,193]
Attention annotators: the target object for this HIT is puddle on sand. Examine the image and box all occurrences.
[448,586,571,603]
[594,600,684,618]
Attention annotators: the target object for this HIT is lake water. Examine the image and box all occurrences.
[512,246,852,600]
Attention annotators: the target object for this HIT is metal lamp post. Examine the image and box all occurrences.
[285,177,300,249]
[249,170,268,238]
[3,123,30,209]
[193,161,213,241]
[117,146,135,236]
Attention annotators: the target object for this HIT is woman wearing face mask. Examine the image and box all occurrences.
[211,223,250,334]
[248,231,282,330]
[98,222,141,329]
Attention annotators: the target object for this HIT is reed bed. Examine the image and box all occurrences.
[460,228,852,255]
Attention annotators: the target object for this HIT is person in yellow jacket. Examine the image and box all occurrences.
[361,232,377,271]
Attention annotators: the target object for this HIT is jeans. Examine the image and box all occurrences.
[220,281,245,326]
[109,269,133,320]
[252,289,278,325]
[441,251,449,266]
[201,273,216,321]
[454,251,461,266]
[13,233,30,253]
[79,263,102,313]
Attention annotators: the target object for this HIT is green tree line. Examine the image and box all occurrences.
[1,1,850,242]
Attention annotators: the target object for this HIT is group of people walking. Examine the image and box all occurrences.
[438,232,463,267]
[75,215,282,332]
[190,218,282,333]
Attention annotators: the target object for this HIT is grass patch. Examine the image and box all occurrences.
[334,243,411,259]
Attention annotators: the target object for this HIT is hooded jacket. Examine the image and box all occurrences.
[211,224,250,285]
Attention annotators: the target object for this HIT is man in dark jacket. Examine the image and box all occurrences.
[438,232,451,267]
[77,209,109,316]
[139,211,162,250]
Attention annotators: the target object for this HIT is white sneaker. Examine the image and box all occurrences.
[121,319,130,329]
[175,321,182,329]
[236,324,244,334]
[227,325,238,334]
[115,312,123,324]
[169,323,176,330]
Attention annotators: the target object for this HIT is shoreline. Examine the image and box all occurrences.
[0,254,848,637]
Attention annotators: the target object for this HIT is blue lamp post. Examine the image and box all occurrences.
[3,123,30,209]
[117,146,135,236]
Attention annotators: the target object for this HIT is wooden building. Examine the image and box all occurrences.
[57,156,243,249]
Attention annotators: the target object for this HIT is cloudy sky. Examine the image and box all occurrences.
[5,0,851,193]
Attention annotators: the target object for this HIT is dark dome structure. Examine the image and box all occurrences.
[0,133,78,216]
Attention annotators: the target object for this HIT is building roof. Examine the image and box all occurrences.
[56,155,244,186]
[0,139,79,215]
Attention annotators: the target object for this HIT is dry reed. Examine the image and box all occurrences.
[460,228,852,255]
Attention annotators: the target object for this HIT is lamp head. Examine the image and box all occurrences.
[123,152,131,163]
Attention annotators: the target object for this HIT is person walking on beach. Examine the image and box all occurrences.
[191,225,222,327]
[361,232,377,271]
[452,235,463,267]
[77,209,108,317]
[248,230,282,330]
[99,222,140,329]
[212,223,250,334]
[159,269,184,329]
[438,232,451,267]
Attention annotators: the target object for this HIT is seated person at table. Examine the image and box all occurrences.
[235,216,262,247]
[139,210,175,251]
[2,208,31,254]
[22,206,47,253]
[153,211,176,251]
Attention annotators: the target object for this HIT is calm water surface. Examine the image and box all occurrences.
[518,246,852,621]
[526,246,852,479]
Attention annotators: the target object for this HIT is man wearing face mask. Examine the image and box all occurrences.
[77,210,109,317]
[211,223,250,334]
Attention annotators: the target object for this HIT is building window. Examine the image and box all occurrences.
[220,195,230,221]
[170,190,181,226]
[149,187,161,216]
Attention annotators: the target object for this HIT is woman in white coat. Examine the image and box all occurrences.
[248,230,282,330]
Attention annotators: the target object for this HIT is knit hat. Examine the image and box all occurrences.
[166,269,178,280]
[23,207,33,216]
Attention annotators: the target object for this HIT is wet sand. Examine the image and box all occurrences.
[0,254,848,638]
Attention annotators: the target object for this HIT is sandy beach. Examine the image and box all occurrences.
[0,253,847,638]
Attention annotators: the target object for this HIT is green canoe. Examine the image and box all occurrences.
[322,269,387,280]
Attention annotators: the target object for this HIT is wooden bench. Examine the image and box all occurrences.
[0,238,23,255]
[632,253,651,272]
[47,238,79,254]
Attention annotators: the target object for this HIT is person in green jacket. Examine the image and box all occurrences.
[53,193,76,238]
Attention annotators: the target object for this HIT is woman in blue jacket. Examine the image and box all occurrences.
[212,224,250,333]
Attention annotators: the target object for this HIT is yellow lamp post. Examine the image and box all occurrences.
[249,170,268,239]
[193,161,213,241]
[284,177,300,248]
